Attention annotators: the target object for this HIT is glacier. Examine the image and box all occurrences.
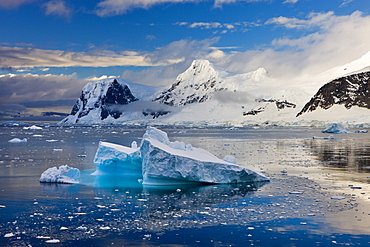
[39,165,80,184]
[92,126,269,185]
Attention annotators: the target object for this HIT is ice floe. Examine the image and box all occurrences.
[40,165,80,184]
[93,126,269,185]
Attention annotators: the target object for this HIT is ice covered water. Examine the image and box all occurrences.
[1,125,370,246]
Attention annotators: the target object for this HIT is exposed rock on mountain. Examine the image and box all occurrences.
[297,71,370,117]
[61,79,138,123]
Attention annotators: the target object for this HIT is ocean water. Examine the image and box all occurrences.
[1,125,370,246]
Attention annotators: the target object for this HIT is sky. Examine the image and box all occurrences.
[1,0,370,119]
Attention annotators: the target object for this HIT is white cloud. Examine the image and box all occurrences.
[43,0,73,19]
[121,38,220,86]
[0,0,35,9]
[217,11,370,79]
[283,0,299,4]
[265,11,336,29]
[95,0,268,16]
[95,0,201,17]
[213,0,267,8]
[0,46,181,69]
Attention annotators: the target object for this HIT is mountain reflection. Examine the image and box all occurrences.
[306,138,370,172]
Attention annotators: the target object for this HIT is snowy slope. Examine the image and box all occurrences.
[61,52,370,127]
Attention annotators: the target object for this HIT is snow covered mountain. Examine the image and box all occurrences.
[61,79,139,124]
[61,53,370,127]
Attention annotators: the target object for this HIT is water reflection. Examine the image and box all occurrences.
[306,138,370,173]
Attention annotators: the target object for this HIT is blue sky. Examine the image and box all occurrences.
[1,0,370,116]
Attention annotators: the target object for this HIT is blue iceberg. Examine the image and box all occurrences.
[93,126,269,185]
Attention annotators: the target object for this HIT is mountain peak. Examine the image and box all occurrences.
[153,60,224,106]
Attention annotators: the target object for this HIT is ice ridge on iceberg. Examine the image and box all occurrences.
[40,165,80,184]
[93,126,269,185]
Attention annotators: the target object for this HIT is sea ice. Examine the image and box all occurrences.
[322,123,351,134]
[93,126,269,185]
[8,138,27,143]
[40,165,80,184]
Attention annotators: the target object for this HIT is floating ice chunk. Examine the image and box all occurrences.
[140,126,269,185]
[312,135,334,139]
[4,233,15,238]
[8,138,27,143]
[46,139,58,143]
[40,165,80,184]
[131,141,138,149]
[23,125,43,130]
[331,196,346,200]
[92,141,141,175]
[45,239,60,244]
[322,123,351,134]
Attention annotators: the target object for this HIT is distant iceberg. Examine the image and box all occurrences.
[93,126,269,185]
[40,165,80,184]
[322,123,351,134]
[8,138,27,143]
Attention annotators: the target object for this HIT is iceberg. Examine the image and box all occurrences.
[8,138,27,143]
[40,165,80,184]
[322,123,351,134]
[23,125,43,130]
[92,141,141,175]
[92,126,269,185]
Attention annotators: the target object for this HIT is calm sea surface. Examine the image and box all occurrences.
[1,125,370,246]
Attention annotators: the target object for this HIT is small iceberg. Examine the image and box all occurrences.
[93,126,269,185]
[8,138,27,143]
[322,123,351,134]
[23,125,43,130]
[40,165,80,184]
[312,135,334,140]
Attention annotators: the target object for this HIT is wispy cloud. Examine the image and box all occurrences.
[0,0,35,9]
[265,11,336,29]
[283,0,299,4]
[0,46,182,69]
[95,0,270,16]
[95,0,201,17]
[43,0,73,20]
[174,21,259,33]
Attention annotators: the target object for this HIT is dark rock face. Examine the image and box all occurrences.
[296,71,370,117]
[70,79,138,121]
[243,99,296,116]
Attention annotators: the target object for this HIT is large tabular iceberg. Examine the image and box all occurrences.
[40,165,80,184]
[93,126,269,185]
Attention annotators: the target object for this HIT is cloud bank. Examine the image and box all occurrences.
[0,46,182,69]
